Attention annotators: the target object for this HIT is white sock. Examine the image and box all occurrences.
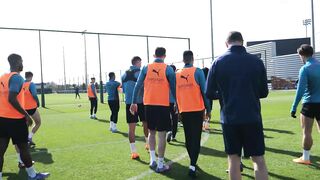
[17,153,23,163]
[158,157,164,168]
[110,122,113,129]
[113,123,117,129]
[28,132,34,139]
[150,150,156,163]
[189,165,195,171]
[26,166,37,178]
[145,137,149,144]
[0,172,2,180]
[302,150,310,160]
[130,143,137,153]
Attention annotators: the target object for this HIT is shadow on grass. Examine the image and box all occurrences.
[3,169,26,180]
[263,128,295,135]
[95,118,110,123]
[114,131,146,142]
[43,107,66,114]
[244,166,298,180]
[159,162,221,180]
[30,147,54,165]
[200,146,226,158]
[265,147,320,169]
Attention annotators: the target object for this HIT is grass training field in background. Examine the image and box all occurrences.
[2,91,320,180]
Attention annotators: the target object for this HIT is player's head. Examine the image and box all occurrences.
[90,77,95,83]
[108,72,115,80]
[25,71,33,81]
[8,54,23,72]
[131,56,142,68]
[170,64,176,72]
[225,31,244,47]
[154,47,166,59]
[297,44,314,64]
[183,50,194,65]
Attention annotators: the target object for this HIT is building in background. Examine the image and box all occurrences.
[246,38,320,89]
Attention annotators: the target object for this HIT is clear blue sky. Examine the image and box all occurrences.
[0,0,318,83]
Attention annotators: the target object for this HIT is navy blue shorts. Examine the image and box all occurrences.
[301,103,320,121]
[26,108,37,116]
[222,122,265,157]
[126,103,146,123]
[0,117,28,144]
[145,105,171,131]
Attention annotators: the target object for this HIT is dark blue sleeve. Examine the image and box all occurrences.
[132,66,147,104]
[205,60,219,100]
[9,74,24,93]
[30,82,40,106]
[258,60,269,98]
[166,65,176,101]
[121,74,126,94]
[195,68,211,112]
[91,84,97,97]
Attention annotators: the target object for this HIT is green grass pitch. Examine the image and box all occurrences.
[2,91,320,179]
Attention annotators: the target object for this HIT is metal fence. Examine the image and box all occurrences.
[0,27,190,107]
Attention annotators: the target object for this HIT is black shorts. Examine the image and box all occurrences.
[26,108,37,116]
[145,105,171,131]
[222,122,265,157]
[0,117,29,144]
[301,103,320,121]
[126,103,146,123]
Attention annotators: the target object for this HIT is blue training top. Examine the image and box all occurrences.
[291,57,320,112]
[121,66,143,104]
[132,58,176,104]
[106,80,121,101]
[205,45,268,125]
[9,74,24,93]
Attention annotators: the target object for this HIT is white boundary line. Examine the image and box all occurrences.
[127,131,210,180]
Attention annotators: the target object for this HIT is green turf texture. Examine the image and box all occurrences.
[2,91,320,180]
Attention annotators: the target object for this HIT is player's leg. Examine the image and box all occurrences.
[155,106,171,173]
[251,156,268,180]
[293,114,314,164]
[93,98,98,119]
[138,104,149,150]
[28,109,41,147]
[0,137,10,178]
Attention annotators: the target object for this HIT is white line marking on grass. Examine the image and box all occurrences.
[127,131,210,180]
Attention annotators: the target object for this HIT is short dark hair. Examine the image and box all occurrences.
[226,31,244,43]
[297,44,314,57]
[155,47,166,57]
[25,71,33,78]
[8,54,22,68]
[108,72,115,79]
[91,77,95,80]
[131,56,141,65]
[170,64,176,72]
[183,50,194,64]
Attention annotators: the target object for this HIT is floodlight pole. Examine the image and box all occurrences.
[97,34,104,103]
[82,30,88,87]
[38,30,45,107]
[146,36,150,63]
[210,0,214,61]
[311,0,316,50]
[63,47,67,90]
